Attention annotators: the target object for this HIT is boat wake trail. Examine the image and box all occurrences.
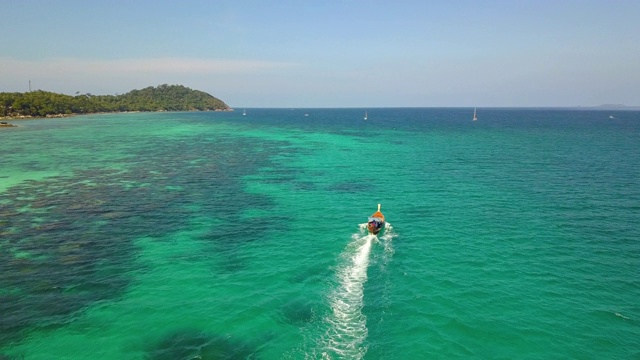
[320,232,376,359]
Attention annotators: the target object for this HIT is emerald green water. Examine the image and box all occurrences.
[1,109,639,359]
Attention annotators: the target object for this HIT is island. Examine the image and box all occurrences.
[0,84,232,120]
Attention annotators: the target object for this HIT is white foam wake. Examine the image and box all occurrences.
[321,233,375,359]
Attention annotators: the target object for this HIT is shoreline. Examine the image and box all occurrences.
[0,114,72,127]
[0,113,73,121]
[0,108,235,125]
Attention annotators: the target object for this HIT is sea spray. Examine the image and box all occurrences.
[320,233,375,359]
[379,222,396,267]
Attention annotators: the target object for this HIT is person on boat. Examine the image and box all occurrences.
[367,218,384,233]
[367,204,385,235]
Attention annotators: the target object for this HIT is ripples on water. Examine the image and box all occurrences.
[1,109,639,359]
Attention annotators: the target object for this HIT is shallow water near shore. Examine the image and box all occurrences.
[1,108,639,359]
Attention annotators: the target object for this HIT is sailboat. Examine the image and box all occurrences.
[472,107,477,121]
[364,110,368,120]
[243,109,246,116]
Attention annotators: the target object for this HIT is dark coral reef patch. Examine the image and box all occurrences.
[0,134,295,347]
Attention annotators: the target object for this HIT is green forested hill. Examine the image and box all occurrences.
[0,84,231,117]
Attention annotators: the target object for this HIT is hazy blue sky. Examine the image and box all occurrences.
[1,0,638,107]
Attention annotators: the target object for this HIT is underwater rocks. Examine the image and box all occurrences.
[1,133,298,348]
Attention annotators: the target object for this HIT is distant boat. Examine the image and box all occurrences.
[364,110,368,120]
[472,107,477,121]
[243,109,246,116]
[609,115,615,119]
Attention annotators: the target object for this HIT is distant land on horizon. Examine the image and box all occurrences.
[1,83,638,119]
[0,84,231,119]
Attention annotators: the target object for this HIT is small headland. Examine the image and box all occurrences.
[0,84,232,125]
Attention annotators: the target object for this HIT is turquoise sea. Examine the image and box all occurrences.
[1,108,639,359]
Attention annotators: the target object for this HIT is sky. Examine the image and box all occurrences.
[1,0,639,107]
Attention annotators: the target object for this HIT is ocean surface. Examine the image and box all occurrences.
[1,108,639,359]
